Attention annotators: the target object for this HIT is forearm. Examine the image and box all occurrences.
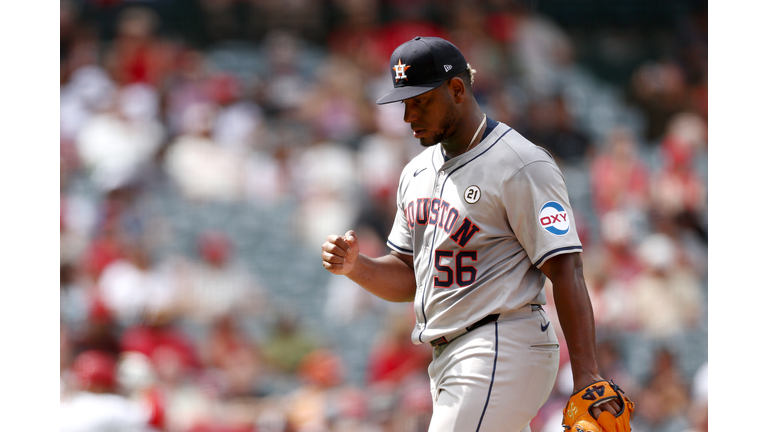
[552,277,601,391]
[542,254,601,392]
[346,253,417,303]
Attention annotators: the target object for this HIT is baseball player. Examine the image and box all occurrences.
[321,37,633,432]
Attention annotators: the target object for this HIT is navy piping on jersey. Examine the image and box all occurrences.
[387,240,413,255]
[419,123,512,343]
[533,245,583,268]
[476,322,499,432]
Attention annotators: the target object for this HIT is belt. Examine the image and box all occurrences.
[429,305,543,348]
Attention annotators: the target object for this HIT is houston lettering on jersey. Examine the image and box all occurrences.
[405,198,480,247]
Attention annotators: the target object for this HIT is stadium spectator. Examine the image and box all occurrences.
[60,65,117,142]
[632,348,692,432]
[176,231,267,325]
[590,127,650,217]
[209,73,266,155]
[649,112,708,243]
[296,53,372,145]
[520,93,592,163]
[164,102,246,202]
[683,361,708,432]
[258,31,316,116]
[59,3,708,430]
[199,316,266,398]
[629,233,704,338]
[629,60,690,142]
[283,349,371,432]
[356,102,421,201]
[324,225,390,326]
[97,241,178,327]
[290,130,360,248]
[103,6,172,87]
[510,6,575,99]
[262,312,319,376]
[60,262,95,338]
[71,298,122,358]
[366,310,431,387]
[163,48,213,137]
[60,350,163,432]
[75,83,165,192]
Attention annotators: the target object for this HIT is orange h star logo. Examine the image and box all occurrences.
[393,59,411,82]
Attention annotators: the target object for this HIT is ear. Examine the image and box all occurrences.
[447,76,466,103]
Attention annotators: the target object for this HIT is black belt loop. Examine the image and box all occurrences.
[465,313,500,333]
[430,336,449,347]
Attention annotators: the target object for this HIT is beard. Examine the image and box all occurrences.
[418,104,460,148]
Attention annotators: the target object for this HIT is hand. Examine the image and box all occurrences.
[574,375,624,419]
[321,230,359,275]
[564,378,634,432]
[589,397,623,419]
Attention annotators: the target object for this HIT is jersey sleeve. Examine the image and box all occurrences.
[386,170,414,255]
[503,160,582,267]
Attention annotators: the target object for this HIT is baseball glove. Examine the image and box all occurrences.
[562,380,634,432]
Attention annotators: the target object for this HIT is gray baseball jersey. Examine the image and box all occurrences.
[387,118,583,345]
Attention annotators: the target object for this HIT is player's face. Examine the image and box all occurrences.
[402,82,460,148]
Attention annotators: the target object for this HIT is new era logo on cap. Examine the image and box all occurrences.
[377,36,468,105]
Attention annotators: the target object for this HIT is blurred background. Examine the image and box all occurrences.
[59,0,707,431]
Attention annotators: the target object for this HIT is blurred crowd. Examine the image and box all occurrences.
[59,1,708,432]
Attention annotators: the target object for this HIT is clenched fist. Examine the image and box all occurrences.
[321,230,359,275]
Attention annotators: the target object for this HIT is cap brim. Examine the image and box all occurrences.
[376,81,443,105]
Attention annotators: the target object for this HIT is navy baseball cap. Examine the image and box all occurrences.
[376,36,468,105]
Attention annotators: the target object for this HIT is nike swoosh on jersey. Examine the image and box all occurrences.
[413,168,427,177]
[540,321,551,332]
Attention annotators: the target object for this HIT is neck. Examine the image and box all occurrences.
[441,105,486,159]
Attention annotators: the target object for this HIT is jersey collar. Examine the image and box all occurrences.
[440,117,499,163]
